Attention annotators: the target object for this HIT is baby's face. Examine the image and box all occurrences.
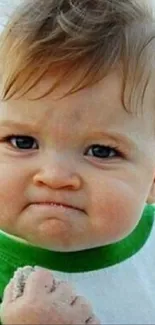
[0,69,154,251]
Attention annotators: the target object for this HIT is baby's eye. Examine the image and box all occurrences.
[6,135,39,150]
[84,144,121,159]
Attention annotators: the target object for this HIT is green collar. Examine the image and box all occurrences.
[0,205,154,276]
[0,205,154,298]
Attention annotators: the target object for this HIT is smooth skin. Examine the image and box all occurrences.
[0,68,155,324]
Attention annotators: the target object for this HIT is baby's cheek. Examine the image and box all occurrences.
[91,182,142,243]
[0,167,25,229]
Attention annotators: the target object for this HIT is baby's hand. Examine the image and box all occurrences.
[1,266,100,325]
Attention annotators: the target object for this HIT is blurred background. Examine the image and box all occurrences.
[0,0,21,31]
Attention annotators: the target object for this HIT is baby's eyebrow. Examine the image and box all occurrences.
[85,130,138,151]
[0,120,39,133]
[0,120,139,153]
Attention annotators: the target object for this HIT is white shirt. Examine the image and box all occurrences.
[52,223,155,324]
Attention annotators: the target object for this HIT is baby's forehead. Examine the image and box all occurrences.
[1,82,153,144]
[1,65,154,139]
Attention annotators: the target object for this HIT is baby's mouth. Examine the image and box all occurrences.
[27,202,86,218]
[32,201,83,212]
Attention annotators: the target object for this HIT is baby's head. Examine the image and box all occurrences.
[0,0,154,252]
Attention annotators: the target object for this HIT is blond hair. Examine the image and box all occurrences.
[0,0,155,111]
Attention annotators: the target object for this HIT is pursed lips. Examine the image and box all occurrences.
[31,201,84,212]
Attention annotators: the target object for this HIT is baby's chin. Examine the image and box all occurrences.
[3,228,123,252]
[24,235,89,252]
[23,233,113,253]
[20,229,103,252]
[0,223,94,252]
[25,228,133,252]
[2,227,118,253]
[1,218,130,252]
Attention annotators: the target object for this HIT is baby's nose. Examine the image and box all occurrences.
[33,160,82,190]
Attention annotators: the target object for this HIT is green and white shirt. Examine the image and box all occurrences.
[0,204,154,324]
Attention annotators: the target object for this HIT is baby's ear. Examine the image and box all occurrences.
[147,179,155,204]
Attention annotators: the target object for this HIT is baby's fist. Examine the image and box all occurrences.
[1,266,100,324]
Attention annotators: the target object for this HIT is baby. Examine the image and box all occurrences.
[0,0,155,324]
